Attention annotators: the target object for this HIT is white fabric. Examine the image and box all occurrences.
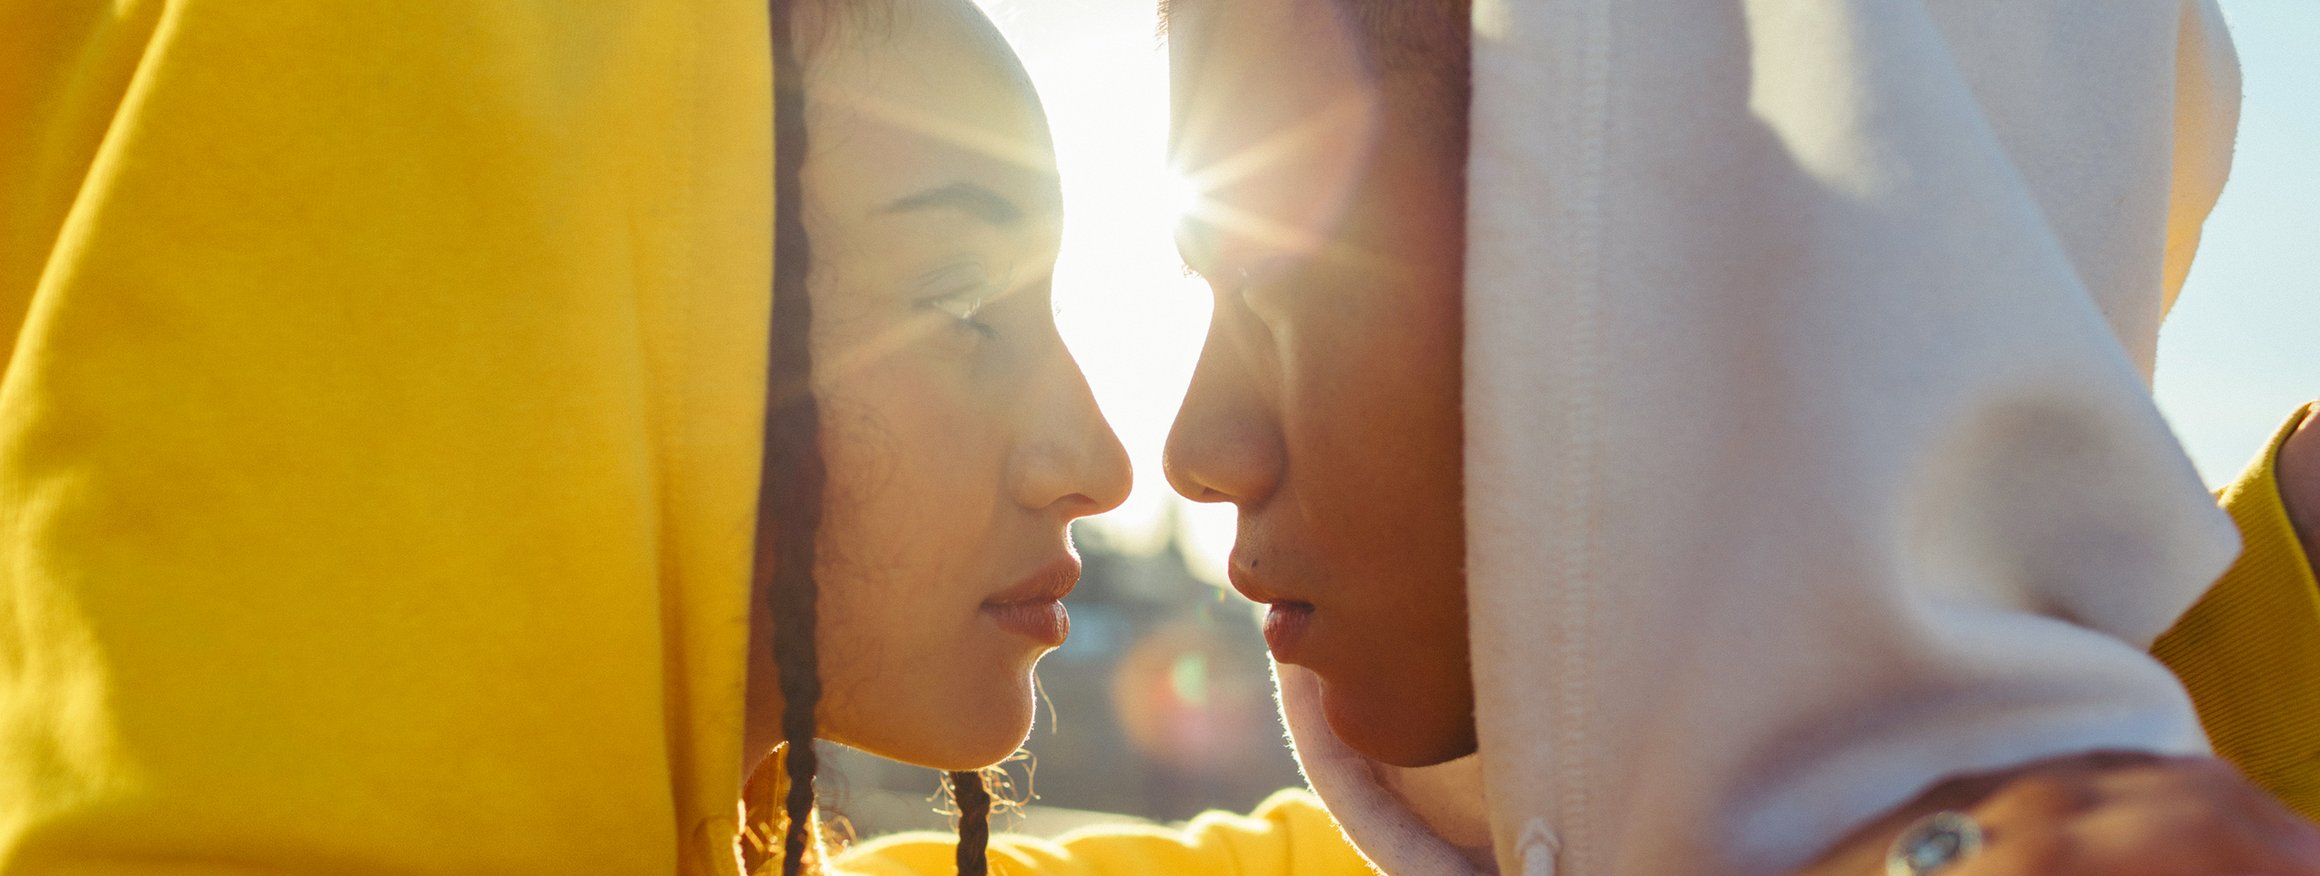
[1284,2,2246,875]
[1281,666,1490,874]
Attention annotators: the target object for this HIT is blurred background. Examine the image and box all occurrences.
[820,0,2320,839]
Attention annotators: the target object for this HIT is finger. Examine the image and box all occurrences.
[1951,765,2234,876]
[2079,757,2320,876]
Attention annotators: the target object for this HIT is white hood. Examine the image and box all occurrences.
[1283,2,2245,874]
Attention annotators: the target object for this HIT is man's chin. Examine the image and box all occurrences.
[1318,677,1479,768]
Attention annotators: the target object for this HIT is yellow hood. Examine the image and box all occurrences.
[1,2,772,872]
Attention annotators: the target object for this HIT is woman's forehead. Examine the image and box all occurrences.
[804,0,1060,220]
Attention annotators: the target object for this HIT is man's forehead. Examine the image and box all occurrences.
[1166,0,1368,123]
[1166,0,1378,180]
[1162,0,1353,49]
[1165,0,1470,82]
[1167,0,1381,269]
[1166,0,1470,168]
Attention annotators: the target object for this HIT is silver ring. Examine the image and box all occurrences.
[1883,811,1984,876]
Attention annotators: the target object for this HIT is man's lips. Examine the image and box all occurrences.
[1231,559,1316,661]
[981,555,1080,646]
[1226,558,1291,605]
[1261,602,1315,660]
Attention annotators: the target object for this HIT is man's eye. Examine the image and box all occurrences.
[1220,258,1291,306]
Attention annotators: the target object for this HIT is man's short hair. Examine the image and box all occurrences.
[1159,0,1468,79]
[1332,0,1470,75]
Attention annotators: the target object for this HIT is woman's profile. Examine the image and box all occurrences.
[750,0,1129,871]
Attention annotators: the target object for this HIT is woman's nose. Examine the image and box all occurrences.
[1009,352,1133,520]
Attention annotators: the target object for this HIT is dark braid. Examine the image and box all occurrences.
[949,771,992,876]
[763,0,823,874]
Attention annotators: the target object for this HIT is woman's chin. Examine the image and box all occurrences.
[920,739,1028,773]
[829,675,1038,772]
[861,720,1030,773]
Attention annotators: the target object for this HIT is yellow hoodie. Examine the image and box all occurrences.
[1,2,773,872]
[2156,402,2320,822]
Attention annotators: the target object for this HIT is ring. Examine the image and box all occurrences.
[1883,811,1984,876]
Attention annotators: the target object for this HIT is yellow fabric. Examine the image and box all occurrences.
[2156,402,2320,824]
[838,789,1373,876]
[0,3,773,872]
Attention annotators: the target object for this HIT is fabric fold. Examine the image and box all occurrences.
[1289,2,2247,875]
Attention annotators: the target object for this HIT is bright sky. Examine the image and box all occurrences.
[2154,3,2320,482]
[972,0,1234,578]
[981,0,2320,581]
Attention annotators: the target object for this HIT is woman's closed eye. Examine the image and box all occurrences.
[916,260,1011,339]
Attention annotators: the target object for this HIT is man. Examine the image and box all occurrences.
[1161,0,2320,874]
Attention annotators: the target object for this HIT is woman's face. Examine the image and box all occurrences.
[754,0,1131,772]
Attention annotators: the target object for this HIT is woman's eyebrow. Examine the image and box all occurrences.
[878,182,1025,226]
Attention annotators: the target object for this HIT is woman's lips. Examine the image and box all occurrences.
[1261,601,1314,662]
[981,555,1080,646]
[983,600,1069,646]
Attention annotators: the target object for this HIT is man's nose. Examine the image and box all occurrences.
[1163,312,1282,506]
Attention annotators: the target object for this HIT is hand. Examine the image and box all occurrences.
[1795,751,2320,876]
[2278,403,2319,566]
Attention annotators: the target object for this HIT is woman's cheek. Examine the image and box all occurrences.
[817,356,1002,581]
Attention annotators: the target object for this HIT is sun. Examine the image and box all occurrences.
[1162,168,1207,234]
[981,0,1238,582]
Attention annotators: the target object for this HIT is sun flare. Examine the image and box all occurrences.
[978,0,1239,580]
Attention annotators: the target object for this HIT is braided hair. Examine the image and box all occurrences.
[758,1,993,873]
[761,0,824,871]
[949,770,992,876]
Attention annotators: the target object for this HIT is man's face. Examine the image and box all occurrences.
[1163,0,1474,768]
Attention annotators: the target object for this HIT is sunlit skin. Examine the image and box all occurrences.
[742,0,1132,774]
[1162,0,1475,768]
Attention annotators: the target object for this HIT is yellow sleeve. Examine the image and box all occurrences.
[2154,403,2320,822]
[834,789,1376,876]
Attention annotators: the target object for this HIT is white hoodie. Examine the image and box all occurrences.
[1284,2,2245,875]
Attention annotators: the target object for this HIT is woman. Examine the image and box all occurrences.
[750,0,1132,871]
[0,0,1122,873]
